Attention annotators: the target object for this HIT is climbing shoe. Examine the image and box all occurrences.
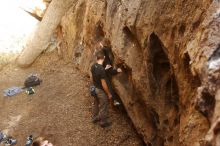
[113,100,120,106]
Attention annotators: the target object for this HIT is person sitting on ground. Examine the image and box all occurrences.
[32,137,53,146]
[99,40,122,106]
[91,50,112,128]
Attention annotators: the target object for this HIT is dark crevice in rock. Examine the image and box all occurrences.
[179,24,186,36]
[165,75,179,107]
[163,119,169,125]
[214,122,220,135]
[192,19,201,31]
[148,33,170,95]
[183,52,190,69]
[183,52,201,87]
[123,26,132,38]
[192,12,205,31]
[171,26,177,39]
[208,45,220,62]
[147,33,180,145]
[94,21,105,42]
[167,136,173,142]
[123,26,142,49]
[174,115,180,127]
[150,108,160,126]
[195,88,215,119]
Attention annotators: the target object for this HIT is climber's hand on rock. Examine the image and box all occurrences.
[105,64,112,70]
[117,68,122,73]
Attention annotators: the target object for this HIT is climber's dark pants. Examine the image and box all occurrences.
[92,88,109,123]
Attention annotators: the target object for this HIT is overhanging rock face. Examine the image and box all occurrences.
[58,0,220,145]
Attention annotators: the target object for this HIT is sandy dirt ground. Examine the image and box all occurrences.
[0,52,144,146]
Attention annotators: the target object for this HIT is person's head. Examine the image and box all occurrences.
[32,137,53,146]
[95,50,105,64]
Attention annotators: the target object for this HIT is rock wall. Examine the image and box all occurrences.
[58,0,220,145]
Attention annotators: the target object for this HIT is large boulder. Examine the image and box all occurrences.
[17,0,75,67]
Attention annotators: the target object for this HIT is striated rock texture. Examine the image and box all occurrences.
[21,0,220,145]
